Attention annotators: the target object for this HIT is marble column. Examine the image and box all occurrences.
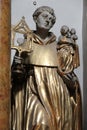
[0,0,11,130]
[83,0,87,130]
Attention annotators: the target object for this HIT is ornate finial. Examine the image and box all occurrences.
[11,17,33,55]
[22,16,25,20]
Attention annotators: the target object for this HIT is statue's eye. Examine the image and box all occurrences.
[49,17,52,20]
[42,14,48,18]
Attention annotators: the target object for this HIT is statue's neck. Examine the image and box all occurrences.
[35,27,49,40]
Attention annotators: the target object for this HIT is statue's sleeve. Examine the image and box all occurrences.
[73,44,80,68]
[57,44,74,75]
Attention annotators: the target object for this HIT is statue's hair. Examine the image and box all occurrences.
[33,6,56,25]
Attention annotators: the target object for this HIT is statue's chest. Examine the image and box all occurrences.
[26,42,58,67]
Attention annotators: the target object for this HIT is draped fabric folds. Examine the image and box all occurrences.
[11,32,78,130]
[11,66,73,130]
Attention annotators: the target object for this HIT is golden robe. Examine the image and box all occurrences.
[11,32,73,130]
[57,42,82,130]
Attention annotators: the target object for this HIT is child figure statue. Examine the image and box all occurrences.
[57,25,82,130]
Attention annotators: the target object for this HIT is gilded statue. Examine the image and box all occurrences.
[57,25,82,130]
[11,6,82,130]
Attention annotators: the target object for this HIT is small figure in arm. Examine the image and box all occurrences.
[57,25,82,130]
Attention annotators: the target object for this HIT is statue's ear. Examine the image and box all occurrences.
[33,15,37,23]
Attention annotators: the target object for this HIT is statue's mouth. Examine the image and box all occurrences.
[45,21,49,26]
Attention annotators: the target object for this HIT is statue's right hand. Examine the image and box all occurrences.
[14,55,24,64]
[11,56,26,83]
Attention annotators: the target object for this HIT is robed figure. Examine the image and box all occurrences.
[11,6,82,130]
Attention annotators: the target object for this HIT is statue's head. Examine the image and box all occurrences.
[33,6,56,30]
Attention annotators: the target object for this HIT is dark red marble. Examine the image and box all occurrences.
[0,0,11,130]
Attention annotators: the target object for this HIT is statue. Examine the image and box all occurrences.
[11,6,82,130]
[57,25,82,130]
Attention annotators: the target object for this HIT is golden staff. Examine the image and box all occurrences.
[11,17,33,56]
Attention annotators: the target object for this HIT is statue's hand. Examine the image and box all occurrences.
[14,55,24,64]
[11,56,26,83]
[72,76,78,82]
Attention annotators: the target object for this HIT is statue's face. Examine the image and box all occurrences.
[36,11,54,30]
